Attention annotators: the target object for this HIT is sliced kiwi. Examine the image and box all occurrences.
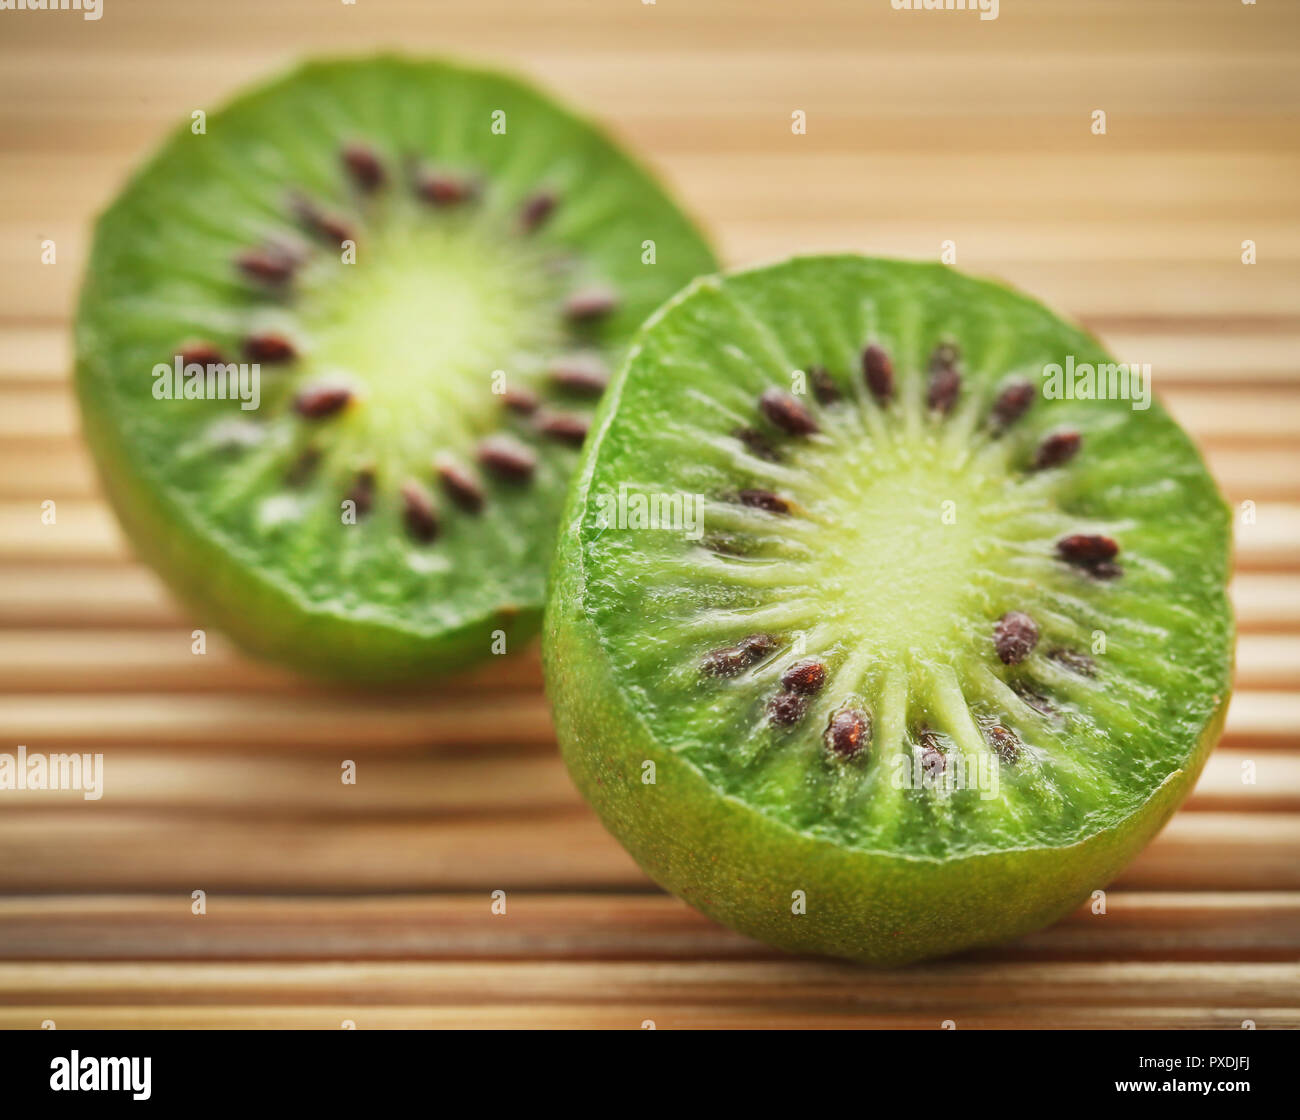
[544,255,1233,965]
[75,56,716,681]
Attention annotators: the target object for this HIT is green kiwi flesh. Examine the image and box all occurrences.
[544,255,1233,965]
[75,56,716,681]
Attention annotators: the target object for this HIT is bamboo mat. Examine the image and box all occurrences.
[1,0,1298,1029]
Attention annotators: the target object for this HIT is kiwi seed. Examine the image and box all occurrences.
[436,457,485,514]
[862,343,894,403]
[548,356,610,396]
[918,729,947,777]
[400,481,439,543]
[990,378,1035,429]
[1034,429,1082,470]
[701,633,776,678]
[519,190,557,232]
[826,708,871,759]
[478,436,537,482]
[1057,533,1120,570]
[342,142,385,191]
[535,410,590,446]
[927,364,961,414]
[1049,648,1097,677]
[243,333,296,364]
[293,385,352,419]
[733,426,782,462]
[994,610,1040,665]
[236,247,296,286]
[759,388,819,436]
[809,366,840,405]
[347,469,376,517]
[983,722,1022,763]
[738,488,790,514]
[780,658,827,695]
[563,285,620,323]
[767,691,810,727]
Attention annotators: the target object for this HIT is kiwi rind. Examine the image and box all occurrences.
[543,254,1233,964]
[75,55,716,682]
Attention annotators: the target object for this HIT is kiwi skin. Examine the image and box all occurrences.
[543,259,1234,966]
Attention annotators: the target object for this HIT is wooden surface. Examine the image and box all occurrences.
[1,0,1298,1029]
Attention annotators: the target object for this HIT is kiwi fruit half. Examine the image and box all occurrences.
[544,255,1233,965]
[75,56,715,681]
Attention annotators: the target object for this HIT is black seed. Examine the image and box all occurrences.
[342,143,385,191]
[759,388,819,436]
[919,729,947,777]
[862,344,894,404]
[991,378,1035,428]
[348,468,375,517]
[826,708,871,759]
[984,723,1021,763]
[520,190,557,232]
[1011,681,1058,719]
[400,481,439,543]
[700,634,774,678]
[236,248,296,286]
[994,610,1040,665]
[767,691,809,727]
[733,426,781,462]
[927,364,961,415]
[781,658,826,695]
[436,457,485,513]
[564,286,619,323]
[701,645,748,677]
[478,435,537,481]
[535,410,589,446]
[1033,429,1082,470]
[243,333,297,364]
[502,386,540,414]
[809,365,840,405]
[293,384,352,419]
[1049,648,1097,677]
[416,170,476,206]
[738,489,790,515]
[176,342,225,367]
[548,355,610,396]
[1056,533,1119,567]
[929,342,961,372]
[285,446,320,486]
[291,194,354,245]
[738,633,778,658]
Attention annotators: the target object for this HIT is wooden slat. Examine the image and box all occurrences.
[3,1004,1294,1030]
[1,892,1296,963]
[0,961,1294,1023]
